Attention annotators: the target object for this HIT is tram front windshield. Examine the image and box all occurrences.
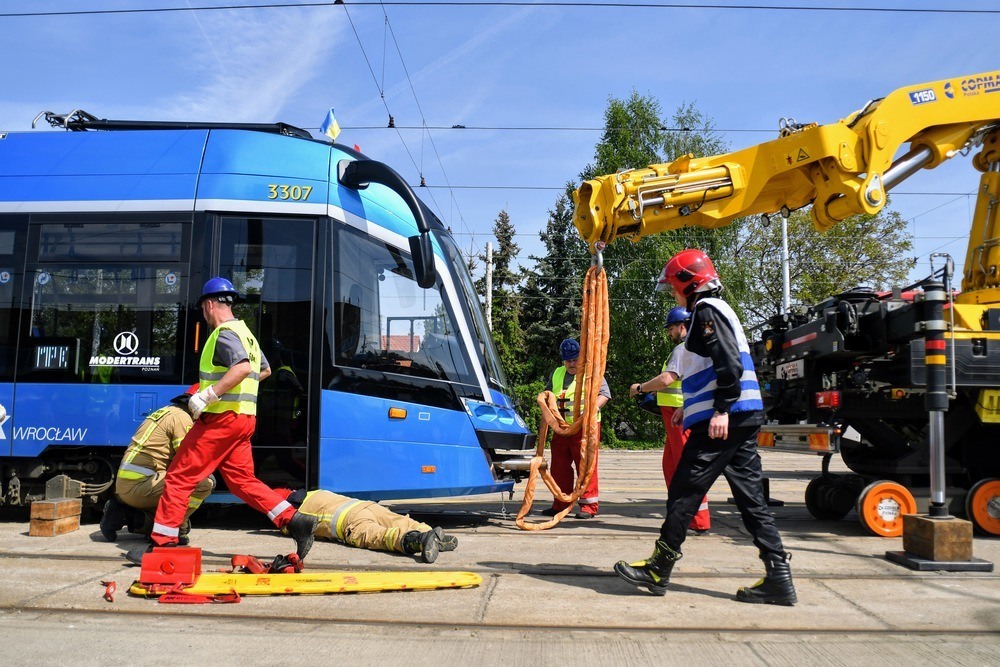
[433,230,508,392]
[331,226,480,389]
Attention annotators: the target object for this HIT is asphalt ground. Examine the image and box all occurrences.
[0,449,997,666]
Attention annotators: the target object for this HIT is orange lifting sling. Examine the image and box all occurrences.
[516,258,609,531]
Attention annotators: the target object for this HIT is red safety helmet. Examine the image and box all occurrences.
[656,249,721,297]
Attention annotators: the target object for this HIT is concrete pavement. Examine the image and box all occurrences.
[0,450,997,666]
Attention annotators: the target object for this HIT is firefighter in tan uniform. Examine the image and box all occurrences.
[99,385,214,543]
[279,489,458,563]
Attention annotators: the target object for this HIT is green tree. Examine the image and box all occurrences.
[581,97,733,441]
[476,210,527,384]
[733,206,915,334]
[520,192,590,383]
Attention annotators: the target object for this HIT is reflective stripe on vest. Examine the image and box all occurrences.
[200,319,262,416]
[656,359,684,407]
[680,297,763,429]
[551,366,601,424]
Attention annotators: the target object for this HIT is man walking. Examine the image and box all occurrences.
[614,250,796,605]
[129,277,316,563]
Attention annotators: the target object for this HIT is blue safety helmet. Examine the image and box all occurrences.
[559,338,581,361]
[199,276,240,305]
[665,306,691,327]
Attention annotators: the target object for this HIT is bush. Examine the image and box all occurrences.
[512,380,545,434]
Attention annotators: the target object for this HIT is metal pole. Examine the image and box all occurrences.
[781,213,791,313]
[485,241,493,331]
[922,255,952,518]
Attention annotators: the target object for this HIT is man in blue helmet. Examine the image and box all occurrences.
[129,277,318,564]
[629,306,711,534]
[541,338,611,519]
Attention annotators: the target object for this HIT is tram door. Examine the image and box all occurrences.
[0,217,26,457]
[216,216,316,491]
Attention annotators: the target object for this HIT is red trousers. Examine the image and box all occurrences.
[549,425,600,515]
[151,412,295,545]
[661,406,711,530]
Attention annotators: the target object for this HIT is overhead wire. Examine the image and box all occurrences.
[379,1,473,250]
[3,2,997,19]
[339,0,461,237]
[6,2,980,272]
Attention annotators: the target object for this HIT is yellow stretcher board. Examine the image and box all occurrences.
[129,570,483,597]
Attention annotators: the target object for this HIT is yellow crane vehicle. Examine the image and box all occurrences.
[573,71,1000,538]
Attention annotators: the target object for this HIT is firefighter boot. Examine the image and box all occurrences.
[439,531,458,552]
[178,519,191,546]
[736,552,797,606]
[127,508,153,535]
[285,511,318,560]
[403,527,443,563]
[99,497,130,542]
[613,540,681,596]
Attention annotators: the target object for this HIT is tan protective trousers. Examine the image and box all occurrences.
[116,471,214,523]
[334,502,432,553]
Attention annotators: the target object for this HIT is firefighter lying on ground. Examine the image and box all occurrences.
[277,488,458,563]
[100,385,213,544]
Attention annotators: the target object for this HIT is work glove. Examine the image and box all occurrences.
[188,385,220,419]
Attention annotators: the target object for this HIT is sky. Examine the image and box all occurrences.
[2,1,999,288]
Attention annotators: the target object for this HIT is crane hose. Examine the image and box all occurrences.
[516,264,609,531]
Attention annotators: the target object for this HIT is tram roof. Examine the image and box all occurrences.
[0,113,444,243]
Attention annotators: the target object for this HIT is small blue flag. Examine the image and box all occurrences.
[320,108,341,141]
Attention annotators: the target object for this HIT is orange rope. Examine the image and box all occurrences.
[516,264,609,530]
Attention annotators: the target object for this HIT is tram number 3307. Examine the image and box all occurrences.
[267,184,313,201]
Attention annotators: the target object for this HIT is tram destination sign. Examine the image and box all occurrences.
[33,338,79,372]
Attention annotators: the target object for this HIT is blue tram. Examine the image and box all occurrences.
[0,111,534,507]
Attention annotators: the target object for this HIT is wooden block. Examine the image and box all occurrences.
[29,515,81,537]
[902,514,974,561]
[30,498,82,520]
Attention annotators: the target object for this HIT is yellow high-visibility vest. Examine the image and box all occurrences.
[551,366,602,423]
[656,359,683,407]
[200,320,262,415]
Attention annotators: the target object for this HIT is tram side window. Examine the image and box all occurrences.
[22,223,185,383]
[329,226,475,386]
[0,218,27,381]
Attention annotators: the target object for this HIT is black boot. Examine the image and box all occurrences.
[403,527,443,563]
[736,552,797,606]
[439,531,458,552]
[613,540,681,596]
[285,511,318,560]
[178,519,191,546]
[128,509,153,535]
[99,497,130,542]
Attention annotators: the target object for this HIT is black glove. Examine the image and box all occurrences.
[634,391,661,416]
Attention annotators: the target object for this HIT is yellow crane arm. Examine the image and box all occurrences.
[573,72,1000,256]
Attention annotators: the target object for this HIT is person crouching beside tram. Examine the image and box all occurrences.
[540,338,611,520]
[127,277,317,565]
[100,385,213,544]
[276,489,458,563]
[614,249,797,605]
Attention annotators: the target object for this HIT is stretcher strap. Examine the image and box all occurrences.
[516,264,609,531]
